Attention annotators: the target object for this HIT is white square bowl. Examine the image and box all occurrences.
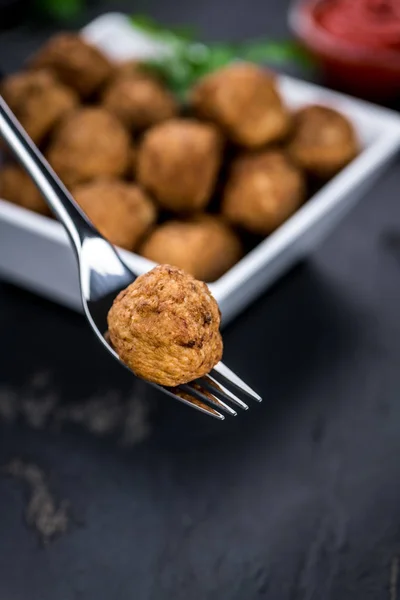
[1,12,400,326]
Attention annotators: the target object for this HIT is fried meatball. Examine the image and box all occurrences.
[102,75,178,131]
[287,105,359,179]
[107,264,223,386]
[47,108,131,186]
[222,151,305,235]
[72,180,156,250]
[114,59,159,82]
[190,62,290,148]
[1,70,78,145]
[0,164,50,215]
[140,216,242,282]
[137,119,223,212]
[29,33,113,98]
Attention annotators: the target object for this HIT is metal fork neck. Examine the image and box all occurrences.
[0,95,94,256]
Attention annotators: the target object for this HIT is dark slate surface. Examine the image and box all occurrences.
[1,1,400,598]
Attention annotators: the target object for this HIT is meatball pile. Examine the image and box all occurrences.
[0,32,360,281]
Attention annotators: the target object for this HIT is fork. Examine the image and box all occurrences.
[0,96,261,420]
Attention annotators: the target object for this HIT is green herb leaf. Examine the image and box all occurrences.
[130,14,314,98]
[130,15,196,43]
[238,39,312,67]
[36,0,85,19]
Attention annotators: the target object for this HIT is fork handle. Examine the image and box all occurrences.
[0,96,95,255]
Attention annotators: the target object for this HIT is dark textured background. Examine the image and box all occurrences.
[1,1,400,598]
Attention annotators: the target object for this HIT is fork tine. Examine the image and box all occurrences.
[198,374,249,411]
[181,383,237,417]
[162,385,225,420]
[212,362,262,402]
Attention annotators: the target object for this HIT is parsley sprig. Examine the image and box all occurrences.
[130,15,311,99]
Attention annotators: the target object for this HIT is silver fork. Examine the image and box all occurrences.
[0,96,261,420]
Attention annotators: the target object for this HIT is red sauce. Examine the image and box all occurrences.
[315,0,400,51]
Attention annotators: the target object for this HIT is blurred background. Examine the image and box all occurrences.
[0,0,294,70]
[2,0,399,103]
[1,1,400,599]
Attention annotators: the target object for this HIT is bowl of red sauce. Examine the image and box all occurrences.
[289,0,400,102]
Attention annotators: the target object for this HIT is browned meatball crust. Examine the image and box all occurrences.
[72,180,156,250]
[222,151,305,235]
[190,62,290,148]
[0,70,78,145]
[107,265,223,386]
[287,105,359,178]
[140,215,242,282]
[114,59,156,81]
[0,164,50,215]
[29,33,113,98]
[47,108,131,186]
[102,75,178,131]
[137,119,223,212]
